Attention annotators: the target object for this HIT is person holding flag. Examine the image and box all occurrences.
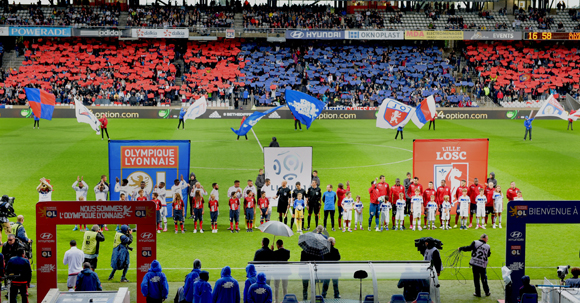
[99,115,109,140]
[376,98,415,134]
[178,107,186,129]
[411,96,437,129]
[232,106,283,143]
[524,115,534,141]
[75,97,101,135]
[395,125,404,140]
[33,114,39,129]
[25,87,55,122]
[285,89,325,129]
[236,117,248,141]
[568,110,576,130]
[182,97,207,130]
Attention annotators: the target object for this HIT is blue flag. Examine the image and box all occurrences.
[285,89,325,129]
[231,106,283,136]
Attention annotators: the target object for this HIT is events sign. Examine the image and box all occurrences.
[413,139,489,204]
[285,30,345,40]
[10,27,71,37]
[36,200,157,303]
[405,30,464,40]
[464,31,523,40]
[346,30,404,40]
[263,147,313,203]
[132,28,189,38]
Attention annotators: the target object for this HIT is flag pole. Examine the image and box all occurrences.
[251,129,264,153]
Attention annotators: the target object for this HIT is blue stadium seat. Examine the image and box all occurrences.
[316,295,325,303]
[414,292,431,303]
[521,293,538,303]
[364,294,374,303]
[282,294,299,303]
[390,294,406,303]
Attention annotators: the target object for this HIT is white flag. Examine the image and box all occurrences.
[535,95,569,120]
[74,100,101,134]
[184,96,207,121]
[376,98,415,129]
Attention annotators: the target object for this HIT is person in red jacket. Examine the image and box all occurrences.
[389,178,405,229]
[406,177,423,227]
[468,178,485,228]
[368,181,380,231]
[436,180,451,226]
[506,182,520,202]
[454,180,468,228]
[484,181,495,226]
[422,181,436,228]
[568,110,575,130]
[98,114,109,140]
[336,181,350,229]
[376,175,390,203]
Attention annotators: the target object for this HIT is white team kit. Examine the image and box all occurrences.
[395,199,406,221]
[426,201,438,221]
[354,201,364,226]
[476,195,486,217]
[94,184,109,201]
[154,186,168,225]
[459,196,471,217]
[72,181,89,201]
[38,190,52,202]
[441,201,451,220]
[114,182,132,200]
[379,202,392,226]
[411,196,423,217]
[493,192,503,213]
[342,198,354,220]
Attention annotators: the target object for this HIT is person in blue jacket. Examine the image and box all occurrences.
[194,271,212,303]
[243,264,257,303]
[76,262,102,291]
[524,115,535,141]
[108,225,132,282]
[184,259,203,303]
[322,185,337,231]
[141,260,169,303]
[248,273,272,303]
[178,107,186,129]
[395,125,404,140]
[212,266,240,303]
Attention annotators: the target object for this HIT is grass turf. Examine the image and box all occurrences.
[1,117,579,302]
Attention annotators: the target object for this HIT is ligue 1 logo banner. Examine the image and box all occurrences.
[108,140,191,205]
[263,147,313,207]
[413,139,489,204]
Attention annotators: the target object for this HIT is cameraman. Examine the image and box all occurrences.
[5,249,31,303]
[0,195,13,240]
[12,216,31,245]
[421,238,441,303]
[3,235,25,263]
[458,234,491,297]
[83,225,105,270]
[108,225,132,283]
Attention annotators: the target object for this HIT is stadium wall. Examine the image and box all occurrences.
[0,108,537,119]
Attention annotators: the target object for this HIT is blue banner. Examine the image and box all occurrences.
[10,27,71,37]
[108,140,190,215]
[231,106,283,136]
[285,30,345,40]
[285,89,325,129]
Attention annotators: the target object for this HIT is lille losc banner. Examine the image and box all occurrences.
[413,139,489,205]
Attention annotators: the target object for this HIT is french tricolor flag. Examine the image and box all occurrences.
[25,88,55,120]
[411,95,436,129]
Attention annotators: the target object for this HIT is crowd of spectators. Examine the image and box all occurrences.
[0,3,120,26]
[514,7,553,29]
[126,6,234,28]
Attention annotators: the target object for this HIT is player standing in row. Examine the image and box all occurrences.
[132,181,150,201]
[368,181,380,231]
[376,176,390,226]
[440,196,452,230]
[229,192,240,233]
[293,193,305,234]
[154,182,168,232]
[453,180,468,228]
[244,191,256,232]
[73,176,89,231]
[209,194,219,233]
[422,182,436,229]
[379,197,391,231]
[426,195,438,230]
[394,193,406,230]
[341,192,354,232]
[114,177,131,201]
[152,193,163,233]
[484,181,495,226]
[228,180,243,231]
[354,196,364,230]
[291,182,306,231]
[436,180,451,228]
[306,181,322,230]
[173,193,185,234]
[458,189,471,230]
[411,189,423,231]
[275,181,291,225]
[192,191,205,233]
[190,182,207,219]
[407,177,423,230]
[492,186,503,229]
[244,180,257,228]
[259,192,270,226]
[389,179,405,230]
[336,182,350,230]
[506,182,520,202]
[475,188,487,229]
[468,178,484,228]
[322,185,337,231]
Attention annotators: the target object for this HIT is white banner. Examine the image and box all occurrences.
[184,96,207,121]
[264,147,313,196]
[131,28,189,39]
[346,31,404,40]
[74,100,101,134]
[0,27,8,36]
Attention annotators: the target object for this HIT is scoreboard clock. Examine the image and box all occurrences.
[525,32,580,40]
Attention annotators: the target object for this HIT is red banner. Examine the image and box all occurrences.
[36,201,156,303]
[413,139,489,204]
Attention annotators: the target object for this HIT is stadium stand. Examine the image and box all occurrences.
[0,4,120,26]
[126,6,234,28]
[1,38,180,106]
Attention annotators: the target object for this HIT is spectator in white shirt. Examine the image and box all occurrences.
[210,183,220,202]
[72,176,89,201]
[94,181,109,201]
[114,177,132,200]
[63,240,84,290]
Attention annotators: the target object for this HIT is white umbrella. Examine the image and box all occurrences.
[258,221,294,243]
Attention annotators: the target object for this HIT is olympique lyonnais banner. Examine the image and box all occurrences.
[131,28,189,39]
[36,201,157,303]
[413,139,489,204]
[264,147,313,206]
[109,140,190,211]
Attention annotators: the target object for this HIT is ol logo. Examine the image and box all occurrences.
[41,249,52,258]
[135,208,147,218]
[509,205,528,218]
[46,209,57,218]
[142,248,152,258]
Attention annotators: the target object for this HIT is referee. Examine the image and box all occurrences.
[306,181,322,231]
[458,234,491,297]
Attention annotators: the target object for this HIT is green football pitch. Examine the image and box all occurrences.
[1,117,579,301]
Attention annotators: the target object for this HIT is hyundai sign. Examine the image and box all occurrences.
[285,30,345,40]
[10,27,71,37]
[346,31,404,40]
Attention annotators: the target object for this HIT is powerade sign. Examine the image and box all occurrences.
[285,30,345,40]
[108,140,190,213]
[9,27,71,37]
[505,200,580,303]
[346,31,404,40]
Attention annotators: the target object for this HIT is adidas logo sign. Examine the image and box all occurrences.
[268,112,281,119]
[209,111,221,118]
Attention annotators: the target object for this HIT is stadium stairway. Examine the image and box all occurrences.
[2,50,23,71]
[234,13,243,29]
[119,11,128,27]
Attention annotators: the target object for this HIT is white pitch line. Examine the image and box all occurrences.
[66,266,556,271]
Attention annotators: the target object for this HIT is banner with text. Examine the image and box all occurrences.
[285,30,345,40]
[264,147,313,203]
[413,139,488,204]
[108,140,190,210]
[132,28,189,38]
[405,30,464,40]
[346,30,404,40]
[72,28,132,37]
[10,27,71,37]
[464,31,522,40]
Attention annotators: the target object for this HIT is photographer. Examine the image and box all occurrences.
[0,195,14,241]
[5,249,31,303]
[82,225,105,270]
[108,225,133,283]
[458,234,491,297]
[420,238,441,303]
[12,216,32,262]
[3,235,25,263]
